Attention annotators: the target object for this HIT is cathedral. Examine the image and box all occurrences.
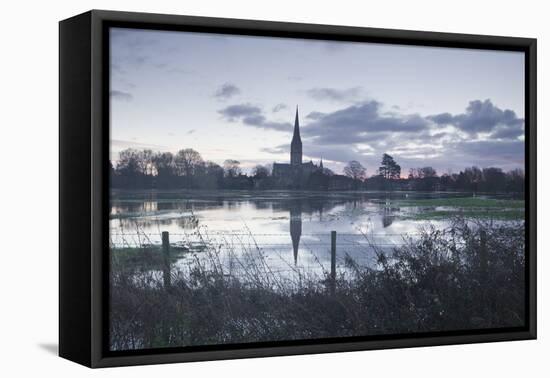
[272,106,323,182]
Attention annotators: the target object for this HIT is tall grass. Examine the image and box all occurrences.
[109,217,525,351]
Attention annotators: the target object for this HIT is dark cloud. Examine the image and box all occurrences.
[272,103,287,113]
[441,139,525,171]
[307,87,362,103]
[491,124,524,139]
[110,90,133,101]
[218,104,261,121]
[218,104,292,132]
[214,83,241,100]
[305,111,326,120]
[225,98,524,172]
[428,99,524,138]
[428,112,454,125]
[302,101,430,145]
[455,139,524,159]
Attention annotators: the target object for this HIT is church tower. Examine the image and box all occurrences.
[290,106,302,167]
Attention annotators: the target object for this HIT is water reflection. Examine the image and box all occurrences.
[382,206,400,228]
[110,190,498,273]
[289,201,302,264]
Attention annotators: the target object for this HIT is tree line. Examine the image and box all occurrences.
[110,148,524,194]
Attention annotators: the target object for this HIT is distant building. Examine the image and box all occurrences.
[272,106,322,185]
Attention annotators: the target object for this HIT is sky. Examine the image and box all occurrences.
[110,27,525,176]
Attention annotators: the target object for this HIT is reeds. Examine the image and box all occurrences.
[109,217,525,351]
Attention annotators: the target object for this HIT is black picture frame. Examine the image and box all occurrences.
[59,9,537,368]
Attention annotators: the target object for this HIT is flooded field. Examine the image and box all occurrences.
[110,190,523,276]
[108,190,526,350]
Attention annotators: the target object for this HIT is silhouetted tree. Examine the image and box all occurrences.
[152,152,175,188]
[322,167,334,176]
[378,153,401,179]
[252,165,270,178]
[195,161,224,189]
[117,148,141,176]
[344,161,367,181]
[140,149,154,176]
[223,159,241,178]
[109,148,525,194]
[419,167,437,178]
[409,166,438,191]
[175,149,203,177]
[506,169,525,193]
[460,166,483,192]
[152,152,175,176]
[482,167,506,192]
[344,161,366,189]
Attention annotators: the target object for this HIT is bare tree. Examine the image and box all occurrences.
[223,159,241,178]
[140,149,154,176]
[117,148,142,175]
[252,164,270,178]
[152,152,175,177]
[344,160,367,181]
[175,148,203,177]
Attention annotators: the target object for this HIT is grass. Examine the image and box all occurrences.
[403,209,524,221]
[390,197,525,221]
[111,247,185,271]
[109,217,526,351]
[393,197,524,209]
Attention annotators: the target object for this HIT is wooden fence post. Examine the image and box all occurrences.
[479,229,488,281]
[330,231,336,295]
[162,231,171,288]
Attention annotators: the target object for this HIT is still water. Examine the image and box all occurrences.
[109,190,483,275]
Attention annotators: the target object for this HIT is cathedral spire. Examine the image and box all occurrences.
[290,105,302,166]
[293,105,301,140]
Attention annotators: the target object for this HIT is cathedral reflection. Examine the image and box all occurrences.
[382,206,400,228]
[289,200,302,265]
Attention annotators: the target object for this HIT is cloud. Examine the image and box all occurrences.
[218,104,292,132]
[455,139,524,159]
[110,90,133,101]
[307,87,363,103]
[441,139,525,171]
[218,104,261,121]
[305,111,326,120]
[272,103,287,113]
[227,98,524,173]
[428,112,454,125]
[214,83,241,100]
[304,145,368,164]
[302,101,430,145]
[259,101,436,167]
[428,99,524,138]
[261,145,287,155]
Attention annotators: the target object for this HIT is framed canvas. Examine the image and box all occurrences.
[59,10,537,368]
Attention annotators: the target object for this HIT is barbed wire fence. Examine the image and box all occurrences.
[108,226,483,292]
